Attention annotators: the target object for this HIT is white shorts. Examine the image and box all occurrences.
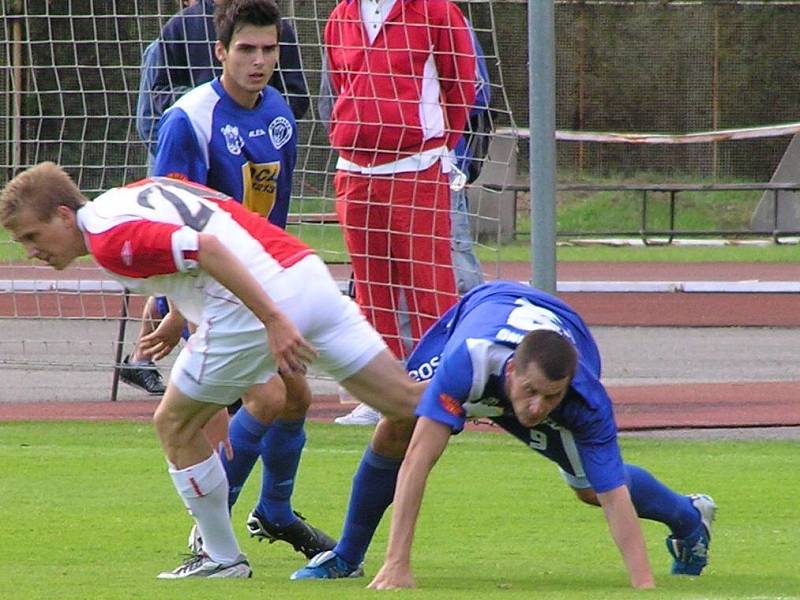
[170,254,387,404]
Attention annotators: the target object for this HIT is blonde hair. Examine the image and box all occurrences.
[0,162,86,230]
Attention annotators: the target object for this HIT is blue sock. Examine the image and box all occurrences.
[334,447,401,566]
[625,463,699,538]
[255,418,306,527]
[222,407,269,510]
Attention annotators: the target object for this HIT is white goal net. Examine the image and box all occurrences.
[0,0,516,399]
[3,1,800,399]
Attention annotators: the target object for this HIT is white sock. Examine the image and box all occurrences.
[168,453,241,565]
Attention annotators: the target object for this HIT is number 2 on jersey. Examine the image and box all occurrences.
[137,184,214,232]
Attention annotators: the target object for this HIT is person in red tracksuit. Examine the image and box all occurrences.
[322,0,477,359]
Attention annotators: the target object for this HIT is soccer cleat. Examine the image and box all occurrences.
[666,493,717,576]
[157,552,252,579]
[119,355,166,395]
[290,550,364,580]
[246,510,336,559]
[334,402,381,426]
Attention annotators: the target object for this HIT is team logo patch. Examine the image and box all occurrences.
[438,393,464,418]
[268,116,293,149]
[221,124,244,155]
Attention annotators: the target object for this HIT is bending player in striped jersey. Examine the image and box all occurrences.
[1,165,422,579]
[131,0,336,560]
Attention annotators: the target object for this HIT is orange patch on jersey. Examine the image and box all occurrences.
[438,393,464,418]
[165,172,189,181]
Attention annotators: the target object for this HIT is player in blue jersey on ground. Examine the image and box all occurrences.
[293,281,716,589]
[129,0,336,561]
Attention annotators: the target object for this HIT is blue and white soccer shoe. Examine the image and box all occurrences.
[666,493,717,575]
[290,550,364,580]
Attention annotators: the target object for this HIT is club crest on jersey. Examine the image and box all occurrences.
[268,116,292,149]
[221,124,244,155]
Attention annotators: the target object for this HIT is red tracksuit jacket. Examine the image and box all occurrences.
[324,0,477,167]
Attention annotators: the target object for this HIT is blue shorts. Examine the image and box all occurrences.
[490,415,588,481]
[489,414,623,492]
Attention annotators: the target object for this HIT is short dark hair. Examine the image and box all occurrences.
[214,0,281,49]
[514,329,578,382]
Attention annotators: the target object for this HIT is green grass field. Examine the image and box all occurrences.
[3,179,800,265]
[1,421,797,599]
[4,219,800,266]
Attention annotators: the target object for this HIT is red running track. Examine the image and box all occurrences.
[1,261,798,429]
[1,381,798,430]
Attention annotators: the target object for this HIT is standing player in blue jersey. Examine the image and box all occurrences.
[136,0,309,163]
[294,282,716,589]
[125,0,310,396]
[153,3,295,226]
[141,0,335,560]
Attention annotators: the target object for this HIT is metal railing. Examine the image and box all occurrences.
[485,181,800,244]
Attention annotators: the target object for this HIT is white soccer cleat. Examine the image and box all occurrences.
[157,553,251,579]
[334,403,381,426]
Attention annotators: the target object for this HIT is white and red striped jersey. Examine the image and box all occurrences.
[76,177,313,333]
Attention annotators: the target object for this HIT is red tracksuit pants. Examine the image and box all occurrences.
[335,163,458,359]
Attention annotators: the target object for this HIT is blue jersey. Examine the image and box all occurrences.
[135,6,309,155]
[409,281,624,493]
[153,78,297,228]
